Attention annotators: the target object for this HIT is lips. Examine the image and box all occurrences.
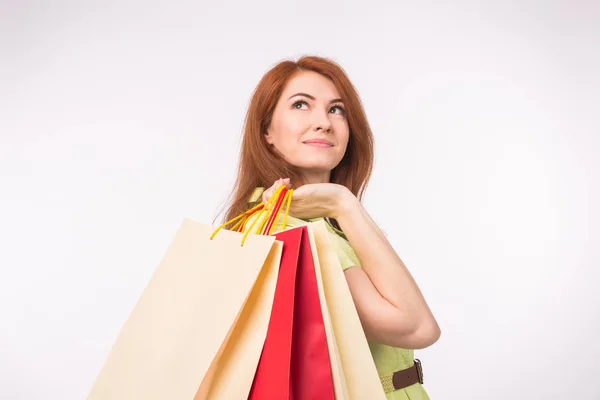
[303,139,334,147]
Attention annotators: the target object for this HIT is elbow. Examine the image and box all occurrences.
[410,319,441,349]
[375,316,441,349]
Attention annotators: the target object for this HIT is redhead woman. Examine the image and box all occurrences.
[221,55,440,399]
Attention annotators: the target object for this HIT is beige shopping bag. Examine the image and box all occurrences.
[88,219,282,400]
[306,224,350,400]
[198,236,281,399]
[308,221,387,400]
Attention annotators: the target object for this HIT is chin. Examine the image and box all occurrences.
[293,159,338,171]
[293,154,342,170]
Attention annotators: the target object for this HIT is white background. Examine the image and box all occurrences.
[1,1,599,399]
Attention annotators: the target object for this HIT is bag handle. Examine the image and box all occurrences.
[211,185,293,245]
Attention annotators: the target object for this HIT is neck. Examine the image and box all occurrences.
[293,169,331,187]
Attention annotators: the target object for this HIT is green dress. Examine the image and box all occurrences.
[260,213,431,400]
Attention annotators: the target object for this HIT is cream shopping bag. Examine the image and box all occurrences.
[308,221,387,400]
[197,236,282,400]
[88,219,282,400]
[305,223,350,400]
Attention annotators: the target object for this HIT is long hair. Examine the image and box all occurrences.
[219,55,375,224]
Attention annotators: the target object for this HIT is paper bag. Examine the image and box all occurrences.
[248,228,301,399]
[249,226,334,399]
[198,235,282,400]
[308,221,387,399]
[290,226,335,399]
[88,219,281,400]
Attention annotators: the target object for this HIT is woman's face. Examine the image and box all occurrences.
[265,70,350,183]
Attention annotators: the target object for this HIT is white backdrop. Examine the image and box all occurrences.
[1,1,599,399]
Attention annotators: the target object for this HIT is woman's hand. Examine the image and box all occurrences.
[289,182,356,219]
[261,178,292,204]
[261,178,357,220]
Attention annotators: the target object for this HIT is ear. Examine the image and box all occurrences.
[264,129,275,145]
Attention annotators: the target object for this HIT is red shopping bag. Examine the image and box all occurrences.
[291,226,335,399]
[249,226,335,400]
[248,228,301,399]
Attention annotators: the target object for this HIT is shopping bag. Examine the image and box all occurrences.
[238,188,354,399]
[305,224,350,400]
[290,225,335,399]
[248,228,301,399]
[249,225,335,400]
[87,219,282,400]
[210,186,333,399]
[201,187,295,398]
[308,221,387,399]
[196,237,282,400]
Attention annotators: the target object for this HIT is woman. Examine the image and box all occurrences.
[221,55,440,399]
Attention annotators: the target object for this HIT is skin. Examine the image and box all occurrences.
[262,70,441,349]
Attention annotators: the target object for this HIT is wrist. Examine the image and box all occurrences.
[332,186,360,220]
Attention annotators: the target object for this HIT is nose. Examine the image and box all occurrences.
[313,109,332,133]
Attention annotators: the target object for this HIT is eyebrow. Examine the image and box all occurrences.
[288,92,344,104]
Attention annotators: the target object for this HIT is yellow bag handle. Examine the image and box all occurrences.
[269,188,293,235]
[241,185,293,244]
[209,202,264,240]
[241,186,282,242]
[211,184,293,245]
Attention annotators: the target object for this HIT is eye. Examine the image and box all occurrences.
[292,100,309,110]
[329,105,346,115]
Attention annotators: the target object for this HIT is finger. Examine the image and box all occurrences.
[262,178,289,204]
[262,181,278,204]
[262,188,272,204]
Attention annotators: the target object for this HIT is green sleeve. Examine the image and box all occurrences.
[329,231,362,271]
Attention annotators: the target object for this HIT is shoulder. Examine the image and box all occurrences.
[318,219,362,270]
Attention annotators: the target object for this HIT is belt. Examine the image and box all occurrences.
[380,359,424,393]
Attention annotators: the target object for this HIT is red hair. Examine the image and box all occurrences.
[219,55,375,224]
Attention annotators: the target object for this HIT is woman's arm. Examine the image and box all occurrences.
[333,188,441,349]
[264,180,440,349]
